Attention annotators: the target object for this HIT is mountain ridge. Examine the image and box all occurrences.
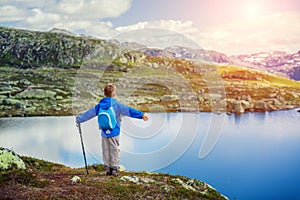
[1,25,299,81]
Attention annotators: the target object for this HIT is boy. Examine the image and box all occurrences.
[76,84,148,176]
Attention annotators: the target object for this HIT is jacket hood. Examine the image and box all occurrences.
[99,97,115,109]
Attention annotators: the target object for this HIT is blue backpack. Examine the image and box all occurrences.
[98,106,117,132]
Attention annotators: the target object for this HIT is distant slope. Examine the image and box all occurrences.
[230,51,300,81]
[159,46,300,81]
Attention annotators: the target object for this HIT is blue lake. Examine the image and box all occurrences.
[0,109,300,200]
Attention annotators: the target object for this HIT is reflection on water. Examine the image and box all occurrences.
[0,109,300,200]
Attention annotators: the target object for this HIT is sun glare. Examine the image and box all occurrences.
[243,2,262,19]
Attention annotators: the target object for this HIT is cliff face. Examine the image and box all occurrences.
[0,26,118,69]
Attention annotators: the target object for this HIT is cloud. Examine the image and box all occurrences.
[116,20,198,35]
[197,12,300,54]
[54,0,131,20]
[114,12,300,54]
[1,0,131,36]
[114,20,201,49]
[0,5,27,22]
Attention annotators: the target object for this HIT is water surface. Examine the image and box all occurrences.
[1,110,300,200]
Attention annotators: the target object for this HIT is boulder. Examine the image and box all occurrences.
[119,165,126,172]
[70,176,81,183]
[254,101,267,111]
[241,94,252,102]
[15,89,56,99]
[160,95,178,102]
[0,147,26,170]
[120,176,139,183]
[2,98,22,107]
[233,101,244,114]
[270,98,282,106]
[290,92,299,98]
[241,100,253,110]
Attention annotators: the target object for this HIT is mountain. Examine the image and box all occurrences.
[1,26,300,117]
[0,26,121,69]
[151,46,300,81]
[230,51,300,81]
[2,25,299,81]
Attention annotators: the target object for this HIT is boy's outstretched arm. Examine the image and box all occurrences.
[76,107,97,123]
[116,102,147,120]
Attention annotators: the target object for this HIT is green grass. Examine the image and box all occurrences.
[1,156,227,199]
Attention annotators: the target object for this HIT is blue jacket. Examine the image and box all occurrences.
[76,97,144,138]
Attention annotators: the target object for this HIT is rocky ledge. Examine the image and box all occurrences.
[0,148,228,199]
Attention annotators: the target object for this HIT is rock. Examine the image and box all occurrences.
[254,101,267,111]
[233,101,244,114]
[18,79,31,85]
[269,93,277,98]
[2,98,22,106]
[172,178,196,192]
[161,185,175,192]
[24,106,36,113]
[119,165,126,172]
[120,176,139,183]
[297,109,300,113]
[140,177,156,184]
[0,87,22,95]
[270,98,281,106]
[209,94,223,99]
[180,94,198,101]
[15,89,56,99]
[0,147,26,170]
[70,176,81,183]
[241,100,253,110]
[177,107,199,112]
[290,92,299,98]
[152,63,159,69]
[119,56,128,64]
[241,94,252,101]
[160,95,178,102]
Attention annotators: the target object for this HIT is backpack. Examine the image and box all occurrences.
[98,106,117,132]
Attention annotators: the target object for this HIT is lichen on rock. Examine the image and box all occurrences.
[0,147,26,170]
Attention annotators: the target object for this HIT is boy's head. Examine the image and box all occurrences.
[104,84,116,97]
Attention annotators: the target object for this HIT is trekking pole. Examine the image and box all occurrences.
[76,122,89,175]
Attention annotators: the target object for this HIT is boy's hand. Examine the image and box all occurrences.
[142,114,149,121]
[76,116,80,124]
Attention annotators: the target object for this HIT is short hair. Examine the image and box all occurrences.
[104,84,115,97]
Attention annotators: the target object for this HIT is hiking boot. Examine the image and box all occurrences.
[105,166,111,175]
[111,168,118,177]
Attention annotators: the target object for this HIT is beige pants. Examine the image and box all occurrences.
[102,136,120,169]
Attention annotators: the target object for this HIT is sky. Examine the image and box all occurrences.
[1,0,300,55]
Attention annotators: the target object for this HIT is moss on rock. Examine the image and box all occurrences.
[0,147,26,171]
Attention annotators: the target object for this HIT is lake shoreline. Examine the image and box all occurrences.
[1,106,299,118]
